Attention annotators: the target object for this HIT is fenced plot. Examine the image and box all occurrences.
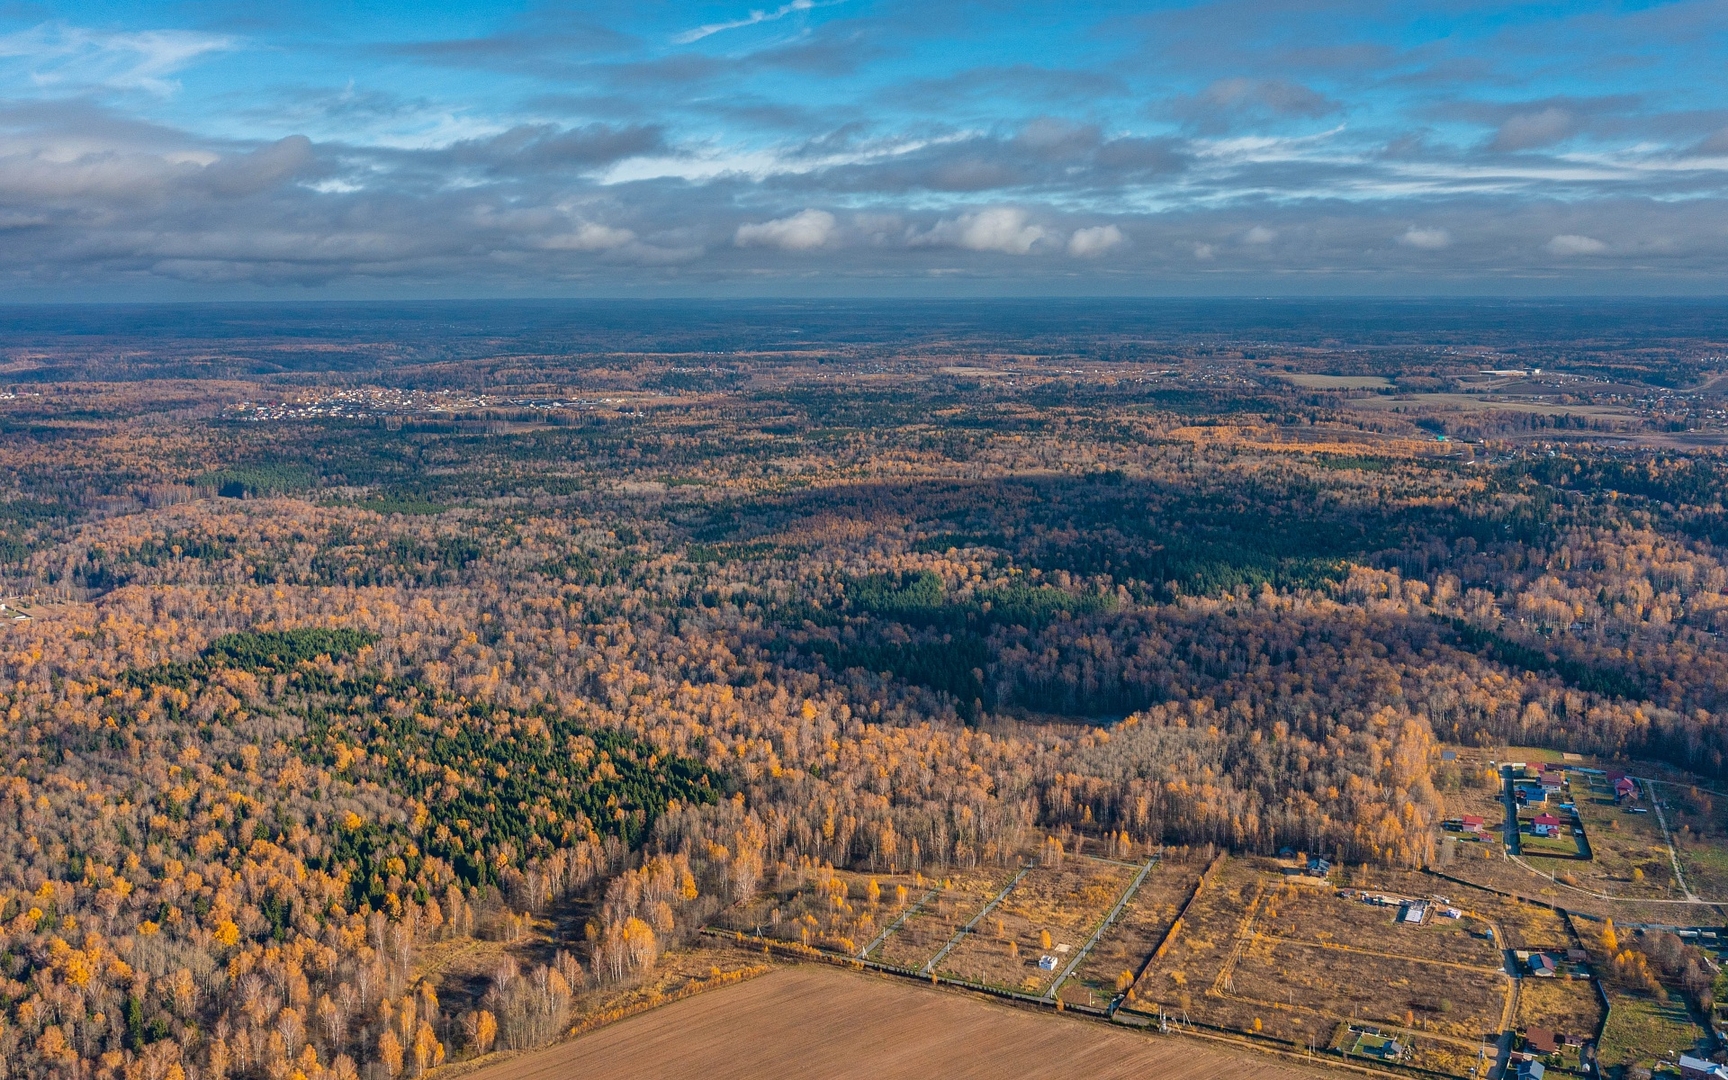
[1128,859,1515,1077]
[936,856,1134,994]
[1598,992,1708,1072]
[1515,977,1603,1044]
[867,864,1022,971]
[1065,857,1207,1008]
[1223,937,1505,1043]
[1130,856,1270,1017]
[1253,882,1503,969]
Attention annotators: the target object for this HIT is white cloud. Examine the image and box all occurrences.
[673,1,831,45]
[1398,226,1451,250]
[1547,233,1607,255]
[1192,242,1216,260]
[735,208,837,251]
[1067,224,1125,258]
[918,207,1049,254]
[1243,225,1277,244]
[540,223,637,251]
[0,23,234,95]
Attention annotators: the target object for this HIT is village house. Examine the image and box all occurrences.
[1614,776,1639,802]
[1522,1029,1559,1055]
[1681,1055,1728,1080]
[1461,814,1485,833]
[1531,813,1562,838]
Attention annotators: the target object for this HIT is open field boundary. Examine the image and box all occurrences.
[564,964,776,1039]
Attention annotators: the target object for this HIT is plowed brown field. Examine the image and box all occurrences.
[464,965,1347,1080]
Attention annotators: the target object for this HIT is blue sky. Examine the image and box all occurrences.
[1,1,1726,296]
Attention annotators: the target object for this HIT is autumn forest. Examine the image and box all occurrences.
[0,299,1726,1079]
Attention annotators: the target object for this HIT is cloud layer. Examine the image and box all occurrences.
[2,1,1728,295]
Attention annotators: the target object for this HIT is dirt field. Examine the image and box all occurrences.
[462,965,1348,1080]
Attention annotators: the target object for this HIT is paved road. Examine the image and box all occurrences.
[1500,766,1521,856]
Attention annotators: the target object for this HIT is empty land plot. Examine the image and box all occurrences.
[938,857,1132,993]
[1226,938,1504,1047]
[870,865,1016,970]
[1544,780,1677,898]
[1459,893,1569,952]
[1131,856,1263,1016]
[1657,780,1728,898]
[468,965,1344,1080]
[1064,859,1206,1008]
[1256,885,1503,969]
[1515,977,1603,1041]
[1599,992,1707,1072]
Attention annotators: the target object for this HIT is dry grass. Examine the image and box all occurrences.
[938,857,1132,993]
[1516,977,1603,1042]
[1124,859,1520,1077]
[462,965,1343,1080]
[1066,857,1207,1007]
[1278,374,1394,389]
[868,865,1017,970]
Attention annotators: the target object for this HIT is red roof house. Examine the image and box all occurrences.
[1532,813,1562,837]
